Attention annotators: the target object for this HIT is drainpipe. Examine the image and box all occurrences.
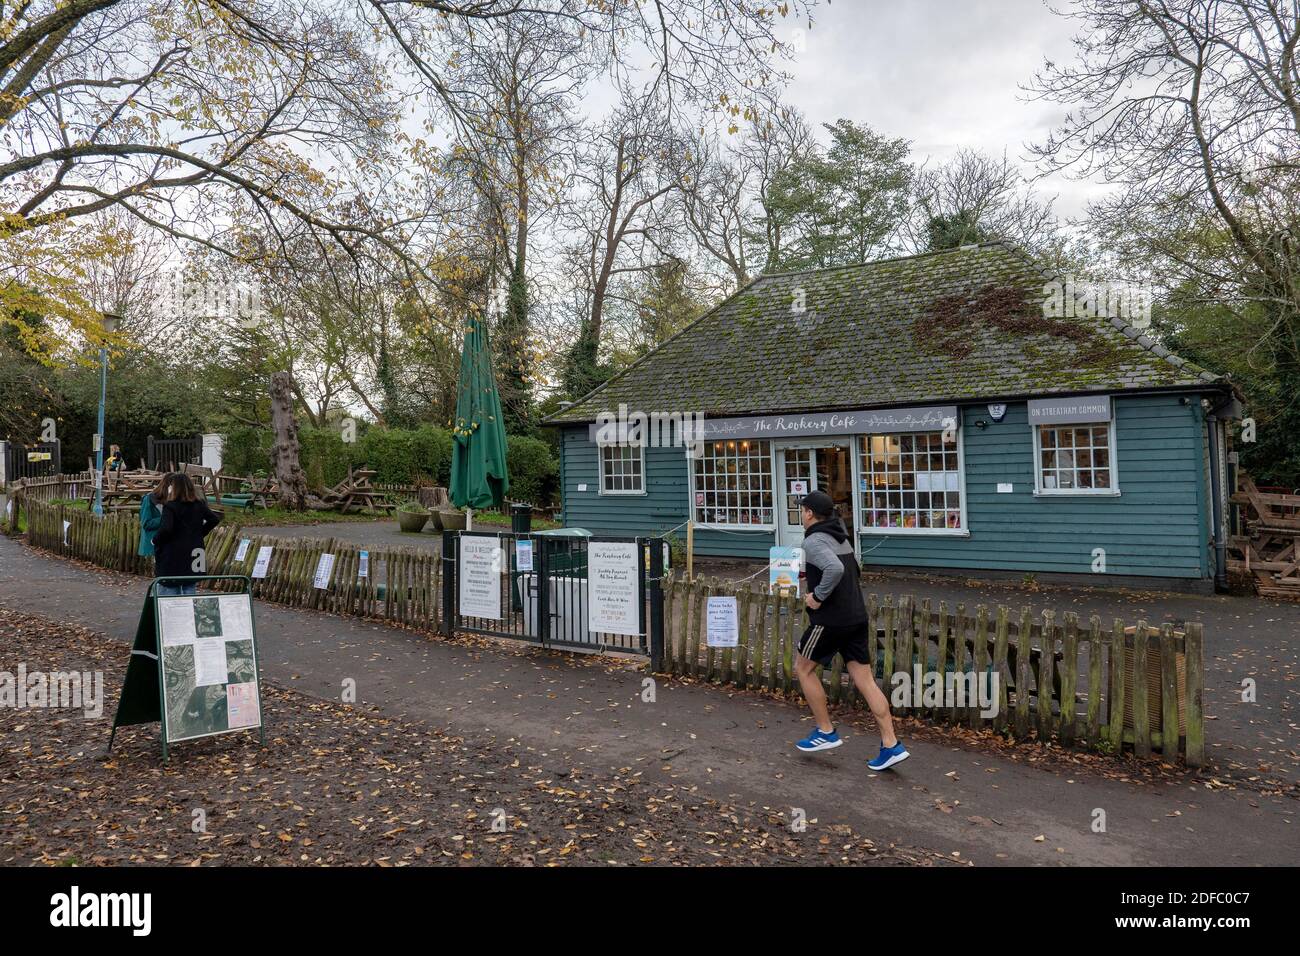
[1205,410,1228,592]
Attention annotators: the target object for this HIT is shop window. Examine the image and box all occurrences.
[859,431,964,532]
[692,439,774,526]
[599,443,644,494]
[1035,424,1117,494]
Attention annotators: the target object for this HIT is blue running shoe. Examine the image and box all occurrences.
[795,728,842,752]
[868,741,910,771]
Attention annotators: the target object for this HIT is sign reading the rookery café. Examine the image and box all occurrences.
[704,405,958,441]
[668,405,958,442]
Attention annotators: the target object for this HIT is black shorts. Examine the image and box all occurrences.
[798,622,871,668]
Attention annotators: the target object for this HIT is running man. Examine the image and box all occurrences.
[792,490,909,771]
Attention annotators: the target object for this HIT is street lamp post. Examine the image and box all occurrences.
[93,312,121,517]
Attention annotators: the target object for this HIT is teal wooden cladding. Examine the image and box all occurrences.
[559,392,1214,581]
[869,397,1209,579]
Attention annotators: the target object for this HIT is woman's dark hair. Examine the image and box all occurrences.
[150,474,169,503]
[166,472,200,503]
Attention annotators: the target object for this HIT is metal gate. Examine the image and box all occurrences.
[147,435,202,470]
[1,440,61,483]
[442,530,665,665]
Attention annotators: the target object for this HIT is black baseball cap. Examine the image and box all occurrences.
[799,490,834,518]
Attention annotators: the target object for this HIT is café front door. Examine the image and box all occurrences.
[776,442,855,547]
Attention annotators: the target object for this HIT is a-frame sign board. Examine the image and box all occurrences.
[109,576,265,761]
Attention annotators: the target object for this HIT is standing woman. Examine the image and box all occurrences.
[137,474,168,560]
[152,473,222,595]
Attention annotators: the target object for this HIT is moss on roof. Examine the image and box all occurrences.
[547,241,1223,425]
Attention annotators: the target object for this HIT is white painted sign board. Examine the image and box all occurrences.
[587,542,640,636]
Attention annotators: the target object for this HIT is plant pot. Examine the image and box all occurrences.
[396,509,429,533]
[439,509,467,531]
[427,509,443,531]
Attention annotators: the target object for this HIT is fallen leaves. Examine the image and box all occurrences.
[0,606,950,868]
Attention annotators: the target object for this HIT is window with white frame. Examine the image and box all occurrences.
[859,431,964,532]
[1035,423,1115,493]
[599,443,644,494]
[692,439,774,526]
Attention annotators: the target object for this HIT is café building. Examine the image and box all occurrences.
[544,242,1240,590]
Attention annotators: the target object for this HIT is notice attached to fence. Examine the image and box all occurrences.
[588,542,640,637]
[234,538,251,562]
[459,536,503,620]
[313,553,336,590]
[516,540,533,572]
[706,596,739,647]
[251,546,273,579]
[358,550,369,579]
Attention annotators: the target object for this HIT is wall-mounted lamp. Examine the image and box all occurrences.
[974,419,988,429]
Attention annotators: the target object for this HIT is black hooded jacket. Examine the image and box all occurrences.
[152,499,222,577]
[803,516,868,627]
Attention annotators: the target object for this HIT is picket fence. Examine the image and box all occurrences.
[9,498,1206,765]
[18,499,444,632]
[661,576,1204,765]
[5,472,95,503]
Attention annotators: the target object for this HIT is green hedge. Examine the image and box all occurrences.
[355,425,452,485]
[299,429,352,489]
[506,434,558,505]
[224,424,555,502]
[222,427,273,477]
[289,424,454,489]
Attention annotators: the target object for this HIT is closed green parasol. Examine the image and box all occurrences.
[450,313,510,510]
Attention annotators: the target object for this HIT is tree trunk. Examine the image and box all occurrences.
[270,370,309,511]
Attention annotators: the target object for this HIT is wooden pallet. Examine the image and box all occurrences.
[1226,474,1300,599]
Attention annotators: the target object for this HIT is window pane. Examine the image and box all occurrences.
[694,440,774,524]
[859,430,963,534]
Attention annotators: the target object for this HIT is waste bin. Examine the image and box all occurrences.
[533,526,590,576]
[510,502,533,534]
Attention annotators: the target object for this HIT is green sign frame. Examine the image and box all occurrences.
[108,576,265,761]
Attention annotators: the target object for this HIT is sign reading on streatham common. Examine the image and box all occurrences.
[110,579,264,760]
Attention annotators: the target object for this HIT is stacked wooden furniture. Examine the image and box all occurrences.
[1227,474,1300,599]
[82,466,166,512]
[323,468,394,514]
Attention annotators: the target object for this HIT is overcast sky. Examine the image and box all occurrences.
[781,0,1110,221]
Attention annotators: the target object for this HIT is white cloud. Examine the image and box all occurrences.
[782,0,1111,220]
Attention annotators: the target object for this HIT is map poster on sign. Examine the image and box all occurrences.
[588,542,640,636]
[152,591,262,747]
[459,535,503,620]
[706,596,739,647]
[111,584,259,761]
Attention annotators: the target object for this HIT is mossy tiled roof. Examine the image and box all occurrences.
[547,241,1223,425]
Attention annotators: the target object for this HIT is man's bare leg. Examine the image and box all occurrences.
[846,660,898,748]
[795,655,834,733]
